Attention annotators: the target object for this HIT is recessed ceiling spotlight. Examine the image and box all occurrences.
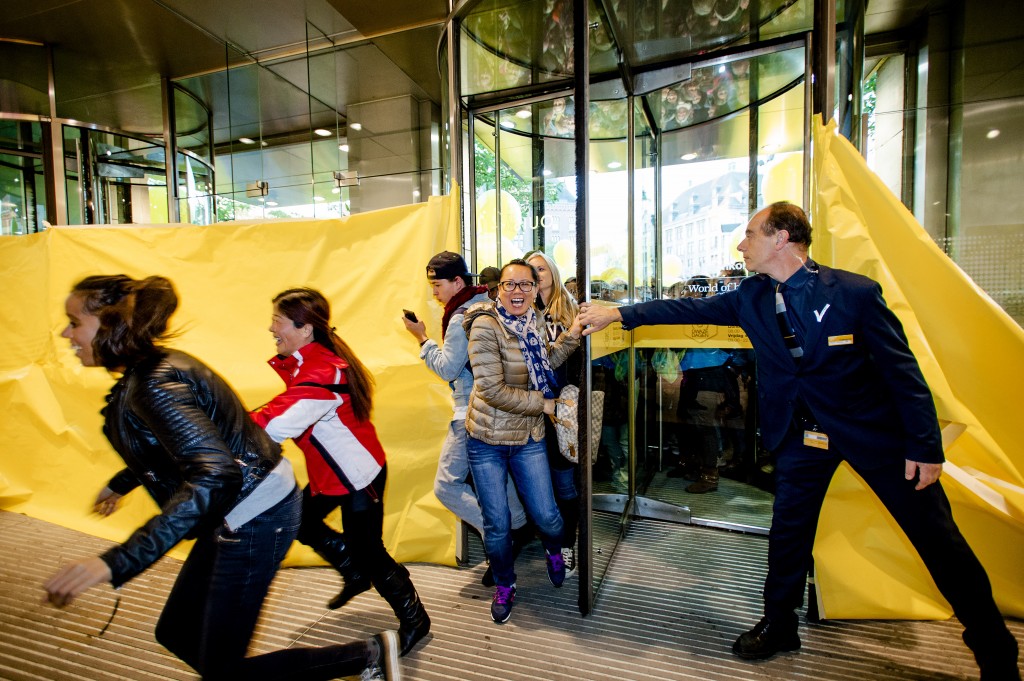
[313,196,325,202]
[239,137,256,144]
[314,128,332,137]
[339,144,349,152]
[542,169,553,177]
[350,123,362,131]
[515,109,532,119]
[607,161,622,169]
[331,187,341,194]
[266,201,278,207]
[987,129,1000,139]
[681,153,698,161]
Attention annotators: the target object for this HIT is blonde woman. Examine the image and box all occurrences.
[525,250,582,575]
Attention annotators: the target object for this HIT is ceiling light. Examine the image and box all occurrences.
[412,189,421,197]
[681,153,698,161]
[266,201,278,207]
[349,123,362,131]
[542,169,553,177]
[239,137,255,145]
[499,119,516,129]
[515,109,532,119]
[339,144,349,152]
[987,129,1000,139]
[331,187,341,194]
[313,196,325,202]
[607,161,622,169]
[314,128,332,137]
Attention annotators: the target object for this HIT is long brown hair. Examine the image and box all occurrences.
[71,274,178,370]
[272,288,374,422]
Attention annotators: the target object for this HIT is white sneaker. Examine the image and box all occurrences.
[362,630,401,681]
[561,546,577,577]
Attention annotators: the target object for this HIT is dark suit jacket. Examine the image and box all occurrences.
[619,265,943,467]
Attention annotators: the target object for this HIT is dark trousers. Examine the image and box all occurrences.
[297,465,401,581]
[765,430,1008,645]
[155,486,372,680]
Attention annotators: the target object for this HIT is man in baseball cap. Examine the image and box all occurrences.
[403,252,529,586]
[426,251,476,282]
[478,266,501,301]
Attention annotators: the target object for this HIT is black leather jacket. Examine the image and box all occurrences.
[99,349,282,587]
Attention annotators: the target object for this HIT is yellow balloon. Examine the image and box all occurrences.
[726,225,745,263]
[600,267,627,283]
[662,254,683,282]
[552,239,576,273]
[476,189,523,241]
[475,230,520,268]
[761,152,803,205]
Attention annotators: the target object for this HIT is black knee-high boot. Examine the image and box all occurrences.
[372,564,431,656]
[308,533,372,610]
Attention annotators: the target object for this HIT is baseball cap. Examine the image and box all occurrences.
[479,266,501,291]
[426,251,476,280]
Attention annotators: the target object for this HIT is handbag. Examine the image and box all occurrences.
[549,385,580,463]
[549,386,606,464]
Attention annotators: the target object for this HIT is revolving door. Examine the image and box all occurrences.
[443,0,820,613]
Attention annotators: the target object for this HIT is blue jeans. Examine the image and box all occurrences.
[434,420,527,538]
[467,435,563,587]
[155,486,372,680]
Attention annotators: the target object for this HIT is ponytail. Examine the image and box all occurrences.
[71,275,178,370]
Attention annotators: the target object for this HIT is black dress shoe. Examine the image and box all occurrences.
[732,617,801,660]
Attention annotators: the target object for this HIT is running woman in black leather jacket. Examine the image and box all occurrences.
[44,274,401,681]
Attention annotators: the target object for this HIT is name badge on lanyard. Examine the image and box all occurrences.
[804,430,829,450]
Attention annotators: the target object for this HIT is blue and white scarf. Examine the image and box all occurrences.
[495,300,560,398]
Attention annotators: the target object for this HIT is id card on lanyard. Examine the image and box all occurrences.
[804,430,829,450]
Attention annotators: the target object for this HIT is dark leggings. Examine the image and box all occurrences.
[297,465,401,580]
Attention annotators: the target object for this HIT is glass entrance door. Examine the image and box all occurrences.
[632,49,808,531]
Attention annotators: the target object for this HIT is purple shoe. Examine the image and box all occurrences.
[546,550,566,588]
[491,585,516,624]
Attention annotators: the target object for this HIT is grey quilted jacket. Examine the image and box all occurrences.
[463,302,580,445]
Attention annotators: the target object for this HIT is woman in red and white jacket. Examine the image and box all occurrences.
[251,288,430,657]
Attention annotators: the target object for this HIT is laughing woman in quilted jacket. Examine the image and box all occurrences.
[250,287,430,657]
[44,275,401,681]
[463,258,583,624]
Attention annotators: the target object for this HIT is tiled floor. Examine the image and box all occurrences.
[0,510,1019,680]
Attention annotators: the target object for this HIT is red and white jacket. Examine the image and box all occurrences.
[250,342,385,496]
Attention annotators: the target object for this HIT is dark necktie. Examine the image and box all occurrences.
[775,283,804,360]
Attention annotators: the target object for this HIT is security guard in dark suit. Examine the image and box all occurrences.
[578,202,1019,680]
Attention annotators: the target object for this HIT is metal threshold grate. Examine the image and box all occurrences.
[1,510,1019,680]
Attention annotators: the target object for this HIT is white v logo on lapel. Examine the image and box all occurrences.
[813,304,831,323]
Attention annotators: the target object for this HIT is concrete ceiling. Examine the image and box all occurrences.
[0,0,446,135]
[0,0,931,139]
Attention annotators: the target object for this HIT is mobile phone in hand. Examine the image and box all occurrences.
[403,309,418,323]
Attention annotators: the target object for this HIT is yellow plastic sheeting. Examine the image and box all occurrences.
[810,117,1024,619]
[0,193,462,567]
